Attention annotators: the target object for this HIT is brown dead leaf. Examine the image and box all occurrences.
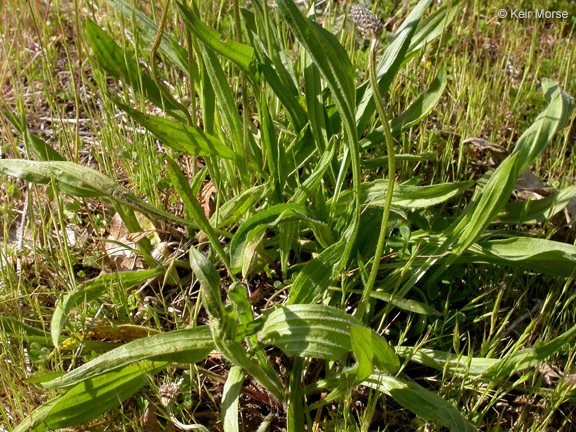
[200,181,217,219]
[103,212,144,271]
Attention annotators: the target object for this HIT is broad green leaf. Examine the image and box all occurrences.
[331,180,473,211]
[511,79,574,172]
[364,373,476,431]
[287,241,342,305]
[117,102,236,159]
[85,19,183,120]
[497,185,576,224]
[465,237,576,277]
[51,268,164,347]
[258,304,362,360]
[222,366,244,432]
[30,361,166,431]
[43,326,213,389]
[210,184,268,228]
[176,2,259,82]
[483,323,576,380]
[0,159,191,228]
[190,248,226,321]
[229,203,331,273]
[350,326,375,383]
[104,0,189,71]
[394,346,498,376]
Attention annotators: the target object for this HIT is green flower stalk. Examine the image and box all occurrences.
[351,5,396,321]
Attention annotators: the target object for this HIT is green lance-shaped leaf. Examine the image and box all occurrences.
[51,268,164,347]
[356,0,432,133]
[167,160,231,273]
[464,237,576,277]
[190,247,226,321]
[364,373,476,432]
[104,0,189,71]
[0,315,52,346]
[43,326,213,389]
[117,102,236,160]
[277,0,360,268]
[331,180,474,212]
[483,323,576,380]
[361,66,447,148]
[497,185,576,225]
[19,361,166,432]
[394,346,499,377]
[395,81,574,296]
[1,110,65,161]
[0,159,194,228]
[287,241,342,305]
[350,326,400,382]
[222,366,244,432]
[176,1,259,83]
[229,203,332,274]
[85,19,184,121]
[258,304,362,360]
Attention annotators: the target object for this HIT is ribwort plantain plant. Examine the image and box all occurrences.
[2,1,576,431]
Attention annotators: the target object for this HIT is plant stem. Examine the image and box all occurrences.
[355,37,396,321]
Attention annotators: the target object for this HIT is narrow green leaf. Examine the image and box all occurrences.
[364,373,476,431]
[0,159,192,228]
[497,185,576,224]
[85,19,183,120]
[511,79,574,172]
[222,366,244,432]
[166,160,230,271]
[290,140,336,205]
[117,102,236,159]
[465,237,576,277]
[190,248,226,321]
[483,324,576,380]
[31,361,166,431]
[1,110,64,161]
[51,268,164,347]
[176,1,259,82]
[210,184,268,228]
[331,180,473,212]
[230,203,331,273]
[361,66,447,148]
[0,316,51,345]
[394,346,498,376]
[258,304,362,360]
[287,241,342,305]
[356,0,431,132]
[104,0,189,71]
[43,326,213,389]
